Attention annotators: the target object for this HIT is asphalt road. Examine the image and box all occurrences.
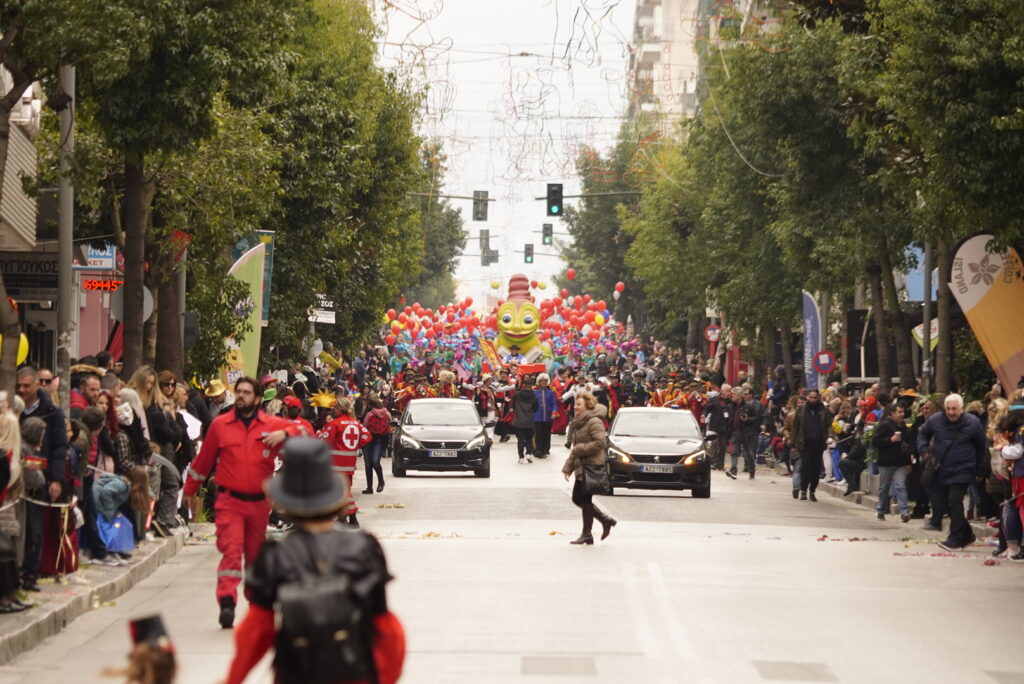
[3,439,1023,684]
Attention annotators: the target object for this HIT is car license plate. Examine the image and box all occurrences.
[431,450,457,458]
[641,464,674,474]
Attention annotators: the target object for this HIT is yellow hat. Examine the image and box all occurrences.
[204,379,227,398]
[310,389,337,409]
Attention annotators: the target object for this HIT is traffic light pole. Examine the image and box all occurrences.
[533,191,642,200]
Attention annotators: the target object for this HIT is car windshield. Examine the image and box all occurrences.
[612,412,701,439]
[405,402,480,426]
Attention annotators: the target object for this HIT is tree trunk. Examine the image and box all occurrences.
[779,326,795,391]
[935,240,953,393]
[154,264,182,377]
[878,244,916,388]
[685,307,700,357]
[121,158,147,377]
[866,263,892,394]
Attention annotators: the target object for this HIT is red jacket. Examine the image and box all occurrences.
[184,409,301,497]
[318,415,372,476]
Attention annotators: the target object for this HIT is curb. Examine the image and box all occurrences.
[810,471,995,540]
[0,526,187,665]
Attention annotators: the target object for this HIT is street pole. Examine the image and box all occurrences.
[178,248,187,349]
[819,290,829,389]
[921,243,932,393]
[56,65,75,414]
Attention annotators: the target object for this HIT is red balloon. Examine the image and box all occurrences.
[597,300,606,311]
[385,334,396,345]
[404,306,412,315]
[615,281,625,293]
[530,279,538,288]
[465,296,473,307]
[421,319,432,330]
[390,321,400,334]
[583,294,592,304]
[588,330,600,340]
[425,328,435,339]
[560,288,568,298]
[573,295,583,309]
[398,313,408,324]
[486,315,497,329]
[584,311,596,323]
[386,308,396,320]
[566,268,576,281]
[540,331,551,341]
[553,296,562,306]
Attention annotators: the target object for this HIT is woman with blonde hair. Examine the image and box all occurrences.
[0,406,29,612]
[561,392,616,544]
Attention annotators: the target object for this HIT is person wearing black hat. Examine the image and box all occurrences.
[102,614,177,684]
[225,438,405,684]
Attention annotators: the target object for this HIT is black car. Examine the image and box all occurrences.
[392,398,492,478]
[606,407,711,497]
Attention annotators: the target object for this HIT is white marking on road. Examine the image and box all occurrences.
[647,561,697,660]
[622,562,662,658]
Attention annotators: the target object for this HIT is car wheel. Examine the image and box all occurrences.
[392,458,406,477]
[692,485,710,498]
[474,460,490,478]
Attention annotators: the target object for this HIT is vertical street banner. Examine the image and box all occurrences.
[233,230,275,327]
[802,291,820,390]
[222,243,266,386]
[949,234,1024,394]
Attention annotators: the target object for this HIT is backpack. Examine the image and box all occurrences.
[364,408,391,436]
[274,532,380,684]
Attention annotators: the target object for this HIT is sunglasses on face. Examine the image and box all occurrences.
[160,382,175,388]
[40,378,54,385]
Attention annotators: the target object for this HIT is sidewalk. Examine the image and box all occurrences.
[0,526,188,665]
[779,465,997,540]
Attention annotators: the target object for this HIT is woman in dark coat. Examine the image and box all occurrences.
[511,380,537,463]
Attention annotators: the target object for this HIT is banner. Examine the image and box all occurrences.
[222,243,266,387]
[911,318,939,352]
[233,231,275,327]
[949,234,1024,394]
[802,291,820,390]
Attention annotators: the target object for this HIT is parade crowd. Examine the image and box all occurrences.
[3,333,1024,621]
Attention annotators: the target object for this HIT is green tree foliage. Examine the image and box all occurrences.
[403,148,466,308]
[261,0,424,358]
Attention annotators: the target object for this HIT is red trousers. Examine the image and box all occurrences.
[214,494,271,603]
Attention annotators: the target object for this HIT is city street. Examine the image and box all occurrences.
[3,439,1023,684]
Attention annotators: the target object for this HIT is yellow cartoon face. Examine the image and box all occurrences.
[497,300,541,342]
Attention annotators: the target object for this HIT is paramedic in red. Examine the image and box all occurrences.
[281,395,314,436]
[182,376,303,629]
[318,396,371,528]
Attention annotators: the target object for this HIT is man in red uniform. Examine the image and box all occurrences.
[282,395,314,436]
[318,397,372,528]
[182,377,303,629]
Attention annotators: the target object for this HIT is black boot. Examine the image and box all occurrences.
[570,534,594,545]
[219,596,235,629]
[346,513,360,529]
[597,512,617,541]
[376,480,385,492]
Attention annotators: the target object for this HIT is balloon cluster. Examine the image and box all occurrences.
[383,272,628,358]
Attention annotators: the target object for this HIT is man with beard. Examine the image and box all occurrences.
[181,377,304,629]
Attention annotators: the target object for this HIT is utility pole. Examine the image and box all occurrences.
[921,243,932,393]
[56,65,75,414]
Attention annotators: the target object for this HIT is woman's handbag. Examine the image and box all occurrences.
[582,462,611,496]
[97,512,135,553]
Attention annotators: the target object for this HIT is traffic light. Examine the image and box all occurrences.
[524,243,534,264]
[542,223,553,245]
[546,183,563,216]
[472,190,488,221]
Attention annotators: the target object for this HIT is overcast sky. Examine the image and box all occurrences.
[378,0,635,306]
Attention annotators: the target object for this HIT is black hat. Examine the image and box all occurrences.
[129,614,174,652]
[266,438,347,517]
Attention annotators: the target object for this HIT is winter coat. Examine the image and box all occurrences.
[916,411,987,486]
[512,388,537,429]
[93,473,130,522]
[146,404,181,463]
[872,418,909,467]
[20,388,68,487]
[703,395,734,435]
[533,388,557,423]
[791,402,832,453]
[561,405,608,479]
[736,399,765,436]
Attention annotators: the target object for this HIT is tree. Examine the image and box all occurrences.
[79,0,297,376]
[0,1,146,394]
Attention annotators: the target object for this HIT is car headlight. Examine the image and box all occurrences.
[465,433,487,450]
[608,446,631,463]
[399,433,422,450]
[682,451,706,466]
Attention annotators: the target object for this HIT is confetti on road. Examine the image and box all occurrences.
[376,503,406,509]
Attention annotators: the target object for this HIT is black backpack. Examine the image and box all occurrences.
[273,532,381,684]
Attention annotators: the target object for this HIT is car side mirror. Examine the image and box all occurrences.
[704,432,718,444]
